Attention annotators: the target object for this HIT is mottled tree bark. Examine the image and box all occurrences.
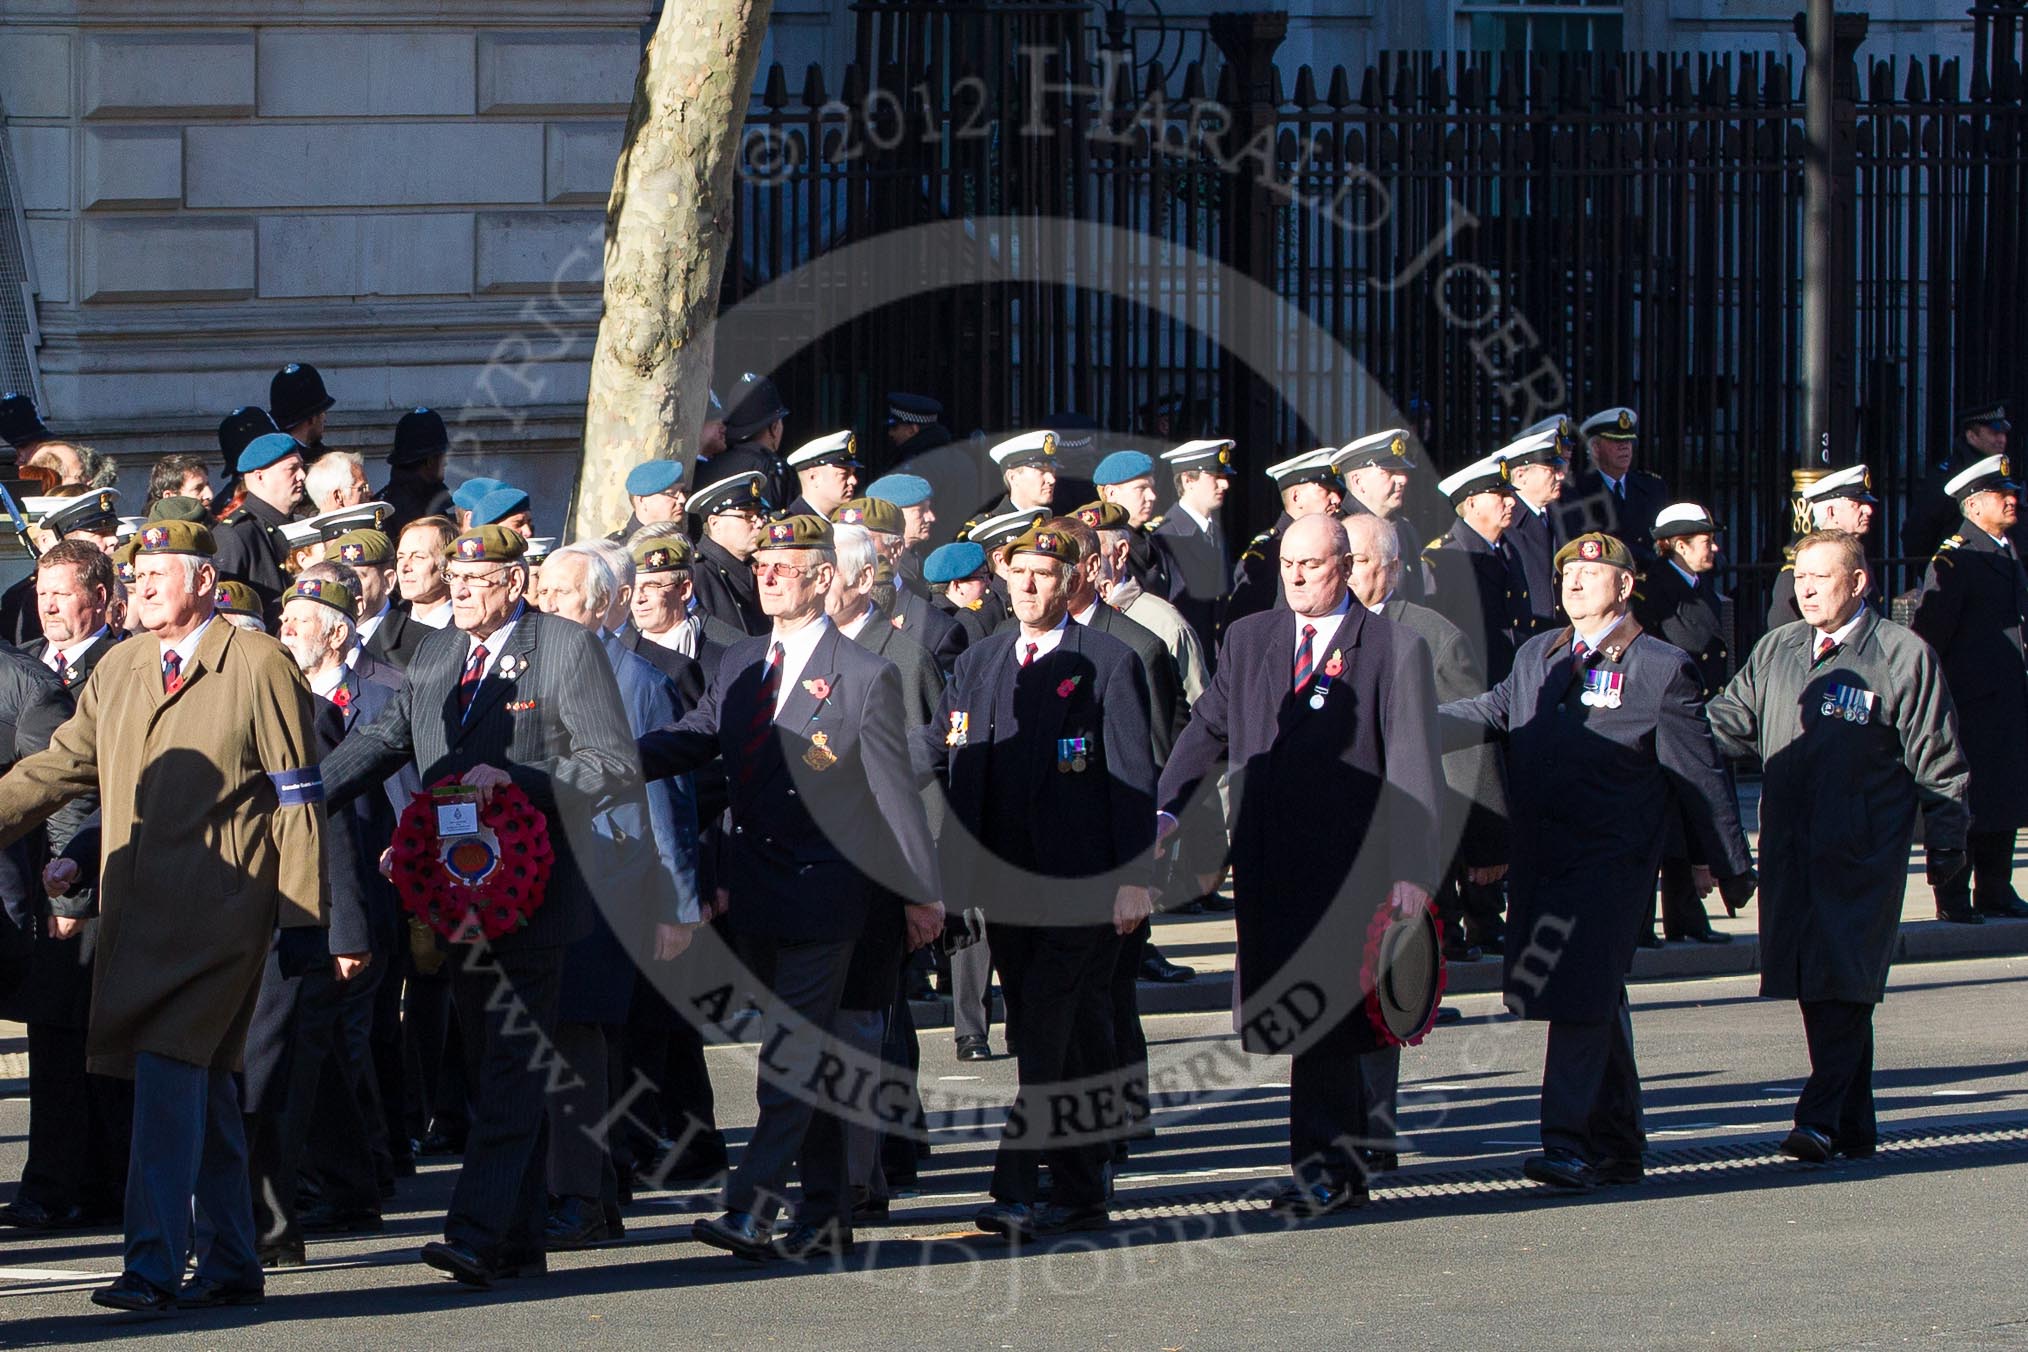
[575,0,773,538]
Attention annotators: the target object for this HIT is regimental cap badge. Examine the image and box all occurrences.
[1076,507,1101,527]
[1041,432,1057,457]
[458,536,483,559]
[142,525,168,549]
[769,522,795,543]
[645,548,670,568]
[297,579,324,599]
[1390,435,1406,460]
[340,542,364,563]
[1618,410,1632,431]
[1036,532,1057,551]
[837,506,864,525]
[1579,538,1602,561]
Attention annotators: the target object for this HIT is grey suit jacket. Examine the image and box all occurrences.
[322,605,641,952]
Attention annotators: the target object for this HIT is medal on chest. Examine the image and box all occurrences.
[1309,649,1345,711]
[802,730,838,771]
[1819,684,1876,725]
[946,710,969,748]
[1578,667,1624,709]
[1056,736,1091,773]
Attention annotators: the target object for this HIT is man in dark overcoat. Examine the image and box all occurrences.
[1908,453,2028,920]
[1440,531,1752,1193]
[1161,513,1444,1216]
[1708,528,1970,1162]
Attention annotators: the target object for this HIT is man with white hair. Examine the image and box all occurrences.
[1769,464,1881,628]
[533,543,700,1250]
[305,450,371,515]
[832,496,966,673]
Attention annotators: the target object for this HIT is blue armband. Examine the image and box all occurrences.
[269,767,325,807]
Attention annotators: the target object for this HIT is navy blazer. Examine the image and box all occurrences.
[638,620,941,943]
[920,620,1157,925]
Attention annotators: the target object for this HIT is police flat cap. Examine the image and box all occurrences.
[831,496,903,535]
[1045,411,1099,453]
[886,392,943,427]
[625,460,685,498]
[865,473,932,507]
[965,506,1049,551]
[1496,425,1569,470]
[1957,401,2011,430]
[0,392,52,450]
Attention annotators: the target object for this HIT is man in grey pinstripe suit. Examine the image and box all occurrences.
[323,524,643,1287]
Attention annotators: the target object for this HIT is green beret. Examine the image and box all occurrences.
[286,575,358,621]
[1073,500,1131,530]
[445,524,527,564]
[330,528,394,567]
[831,496,903,535]
[756,514,833,550]
[1005,520,1082,567]
[134,518,217,558]
[1553,531,1636,574]
[147,495,211,524]
[213,580,263,618]
[631,534,693,573]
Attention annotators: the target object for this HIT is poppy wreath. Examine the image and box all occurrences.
[389,774,554,941]
[1360,901,1448,1048]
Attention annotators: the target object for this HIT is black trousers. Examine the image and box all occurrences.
[1289,1041,1372,1186]
[1971,830,2020,906]
[547,1020,621,1217]
[403,965,467,1136]
[369,953,410,1166]
[306,959,387,1198]
[247,964,380,1250]
[1108,918,1152,1129]
[987,921,1121,1209]
[723,936,855,1226]
[1434,867,1506,946]
[1540,989,1645,1162]
[878,979,928,1182]
[1653,857,1718,938]
[446,942,563,1258]
[1796,999,1876,1146]
[19,1021,130,1214]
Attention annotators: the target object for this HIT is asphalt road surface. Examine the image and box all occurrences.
[4,956,2027,1349]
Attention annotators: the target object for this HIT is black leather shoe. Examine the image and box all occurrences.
[0,1197,86,1229]
[299,1203,383,1235]
[1523,1151,1596,1190]
[545,1196,616,1250]
[1358,1149,1399,1174]
[1200,893,1236,912]
[1138,954,1196,983]
[1635,932,1665,950]
[955,1036,992,1062]
[771,1222,855,1261]
[418,1127,467,1156]
[693,1211,775,1261]
[1032,1202,1111,1235]
[177,1276,264,1309]
[493,1248,548,1280]
[974,1201,1037,1239]
[1594,1158,1644,1185]
[1435,1005,1464,1026]
[1780,1126,1835,1164]
[851,1193,891,1224]
[1974,894,2028,919]
[1670,929,1733,945]
[1937,901,1984,924]
[1268,1179,1368,1218]
[1834,1137,1877,1160]
[91,1271,176,1313]
[1442,940,1483,963]
[420,1240,497,1287]
[258,1243,306,1269]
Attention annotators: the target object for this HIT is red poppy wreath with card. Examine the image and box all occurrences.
[389,774,555,941]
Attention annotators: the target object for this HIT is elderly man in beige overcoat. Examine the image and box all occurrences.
[0,517,335,1313]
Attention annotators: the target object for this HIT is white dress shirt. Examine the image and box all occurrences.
[309,663,350,700]
[159,615,216,671]
[1812,604,1868,653]
[357,600,390,643]
[838,604,878,641]
[765,614,833,715]
[1012,612,1071,665]
[44,626,107,674]
[411,599,454,629]
[1292,597,1351,664]
[462,605,524,683]
[1175,503,1215,537]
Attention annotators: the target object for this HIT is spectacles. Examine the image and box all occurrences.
[448,567,516,590]
[750,561,818,580]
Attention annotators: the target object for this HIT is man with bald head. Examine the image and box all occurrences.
[1160,512,1444,1217]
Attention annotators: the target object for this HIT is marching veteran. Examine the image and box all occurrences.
[0,517,334,1312]
[1706,528,1970,1163]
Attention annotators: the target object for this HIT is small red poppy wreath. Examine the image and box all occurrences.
[389,774,554,942]
[1360,901,1449,1048]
